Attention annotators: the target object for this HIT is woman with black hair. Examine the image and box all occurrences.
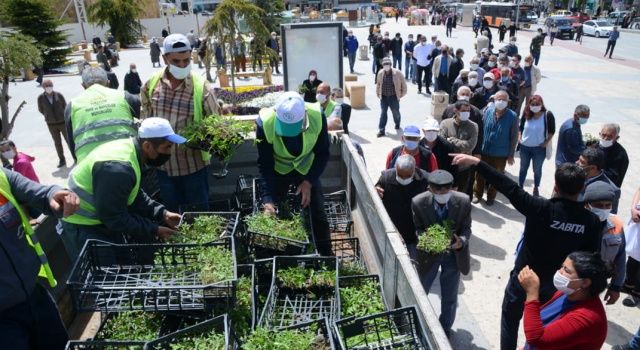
[518,251,608,349]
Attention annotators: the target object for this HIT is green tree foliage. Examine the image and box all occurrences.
[2,0,70,70]
[0,33,42,138]
[87,0,143,46]
[253,0,285,33]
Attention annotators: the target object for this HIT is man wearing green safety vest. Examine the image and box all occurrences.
[141,33,220,212]
[312,82,344,132]
[60,118,183,260]
[0,166,80,348]
[64,66,138,164]
[256,91,332,255]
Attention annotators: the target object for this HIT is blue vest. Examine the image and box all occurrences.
[482,107,516,157]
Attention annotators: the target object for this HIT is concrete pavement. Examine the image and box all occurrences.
[5,17,640,349]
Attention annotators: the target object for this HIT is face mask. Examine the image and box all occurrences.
[470,63,479,70]
[457,95,469,102]
[334,98,344,104]
[599,139,613,148]
[509,61,516,68]
[494,100,508,110]
[396,175,414,186]
[309,75,316,81]
[589,205,611,222]
[44,87,53,94]
[2,150,16,159]
[421,42,426,46]
[146,152,171,167]
[316,93,327,103]
[383,65,391,72]
[131,69,137,73]
[488,61,496,67]
[169,63,192,80]
[578,117,588,125]
[272,35,277,39]
[483,80,493,89]
[425,131,438,142]
[404,140,419,151]
[530,105,542,113]
[459,111,471,121]
[469,78,478,86]
[553,270,581,295]
[434,192,452,204]
[525,62,532,67]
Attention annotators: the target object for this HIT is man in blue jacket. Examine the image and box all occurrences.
[555,104,590,166]
[344,30,359,74]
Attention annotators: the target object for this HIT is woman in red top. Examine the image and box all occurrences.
[518,251,609,350]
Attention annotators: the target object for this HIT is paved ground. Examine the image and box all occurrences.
[5,17,640,349]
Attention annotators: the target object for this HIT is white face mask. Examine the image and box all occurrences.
[383,65,391,72]
[424,131,438,142]
[530,105,542,113]
[44,87,53,94]
[468,78,478,86]
[483,80,494,89]
[457,95,470,102]
[458,111,471,121]
[404,140,419,151]
[2,150,16,159]
[316,93,327,103]
[488,61,496,67]
[494,100,508,111]
[553,270,582,295]
[396,175,414,186]
[508,61,516,68]
[434,192,452,204]
[588,204,611,222]
[309,75,316,82]
[131,68,137,73]
[334,98,344,104]
[470,63,479,70]
[599,139,614,148]
[169,63,192,80]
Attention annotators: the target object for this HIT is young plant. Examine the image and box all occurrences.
[198,245,234,285]
[167,333,226,350]
[338,260,367,277]
[229,276,253,337]
[243,326,329,350]
[245,212,307,242]
[181,114,253,161]
[95,312,162,341]
[583,132,599,147]
[417,220,454,255]
[175,215,228,244]
[277,265,335,290]
[340,279,385,318]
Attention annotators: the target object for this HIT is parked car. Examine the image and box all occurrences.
[200,10,212,16]
[526,11,539,21]
[607,11,630,25]
[544,16,575,39]
[582,20,614,37]
[630,17,640,29]
[552,10,572,16]
[567,12,590,23]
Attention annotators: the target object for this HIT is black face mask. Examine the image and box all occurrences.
[146,153,171,167]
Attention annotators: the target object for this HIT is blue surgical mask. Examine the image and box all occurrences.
[578,117,588,125]
[404,140,419,151]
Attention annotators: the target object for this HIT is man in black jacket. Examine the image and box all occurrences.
[598,123,628,189]
[124,64,142,95]
[375,154,429,257]
[451,154,602,350]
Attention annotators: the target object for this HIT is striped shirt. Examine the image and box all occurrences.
[141,69,220,176]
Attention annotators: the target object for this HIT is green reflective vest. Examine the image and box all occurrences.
[310,100,336,118]
[63,138,141,226]
[260,105,322,176]
[147,70,210,161]
[0,171,56,287]
[70,84,136,162]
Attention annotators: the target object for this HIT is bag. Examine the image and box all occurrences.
[625,219,640,261]
[543,111,554,160]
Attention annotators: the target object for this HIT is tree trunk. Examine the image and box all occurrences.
[0,77,10,139]
[205,36,213,82]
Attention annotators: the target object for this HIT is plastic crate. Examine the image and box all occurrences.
[145,314,237,350]
[251,178,301,215]
[258,256,340,329]
[319,237,361,263]
[65,341,146,350]
[245,210,314,259]
[232,264,257,337]
[234,174,256,214]
[67,238,237,313]
[333,306,429,350]
[177,212,240,241]
[282,317,336,350]
[178,199,233,213]
[324,191,353,235]
[338,275,388,319]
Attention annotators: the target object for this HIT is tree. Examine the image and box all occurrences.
[87,0,144,46]
[205,0,272,102]
[2,0,70,70]
[253,0,285,33]
[0,33,42,139]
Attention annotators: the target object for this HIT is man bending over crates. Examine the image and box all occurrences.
[61,118,183,260]
[0,162,80,348]
[256,91,332,255]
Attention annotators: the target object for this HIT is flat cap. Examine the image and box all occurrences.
[428,170,454,186]
[584,181,616,202]
[382,57,392,65]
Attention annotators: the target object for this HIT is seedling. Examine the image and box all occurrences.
[245,212,307,242]
[417,220,453,255]
[174,215,227,244]
[181,114,253,161]
[95,312,162,341]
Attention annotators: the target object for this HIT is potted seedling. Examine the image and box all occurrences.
[244,211,309,255]
[416,220,454,272]
[174,214,228,244]
[339,276,386,318]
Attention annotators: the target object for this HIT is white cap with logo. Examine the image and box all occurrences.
[275,91,306,137]
[139,117,186,144]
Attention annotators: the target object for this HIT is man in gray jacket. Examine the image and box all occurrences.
[412,170,472,337]
[37,80,71,167]
[440,100,478,194]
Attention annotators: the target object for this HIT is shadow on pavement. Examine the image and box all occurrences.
[449,328,489,350]
[347,132,371,145]
[605,319,635,347]
[471,206,507,229]
[470,234,508,261]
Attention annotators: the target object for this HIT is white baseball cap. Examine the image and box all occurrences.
[139,118,186,144]
[422,118,440,131]
[163,34,191,54]
[275,91,306,137]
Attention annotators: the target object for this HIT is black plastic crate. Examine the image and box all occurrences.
[324,191,353,235]
[177,212,240,242]
[333,306,429,350]
[145,314,237,350]
[65,341,146,350]
[68,238,237,313]
[282,317,336,349]
[258,256,340,329]
[234,174,256,214]
[338,275,388,319]
[178,199,233,213]
[244,210,314,259]
[319,237,361,263]
[251,178,301,215]
[232,264,257,338]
